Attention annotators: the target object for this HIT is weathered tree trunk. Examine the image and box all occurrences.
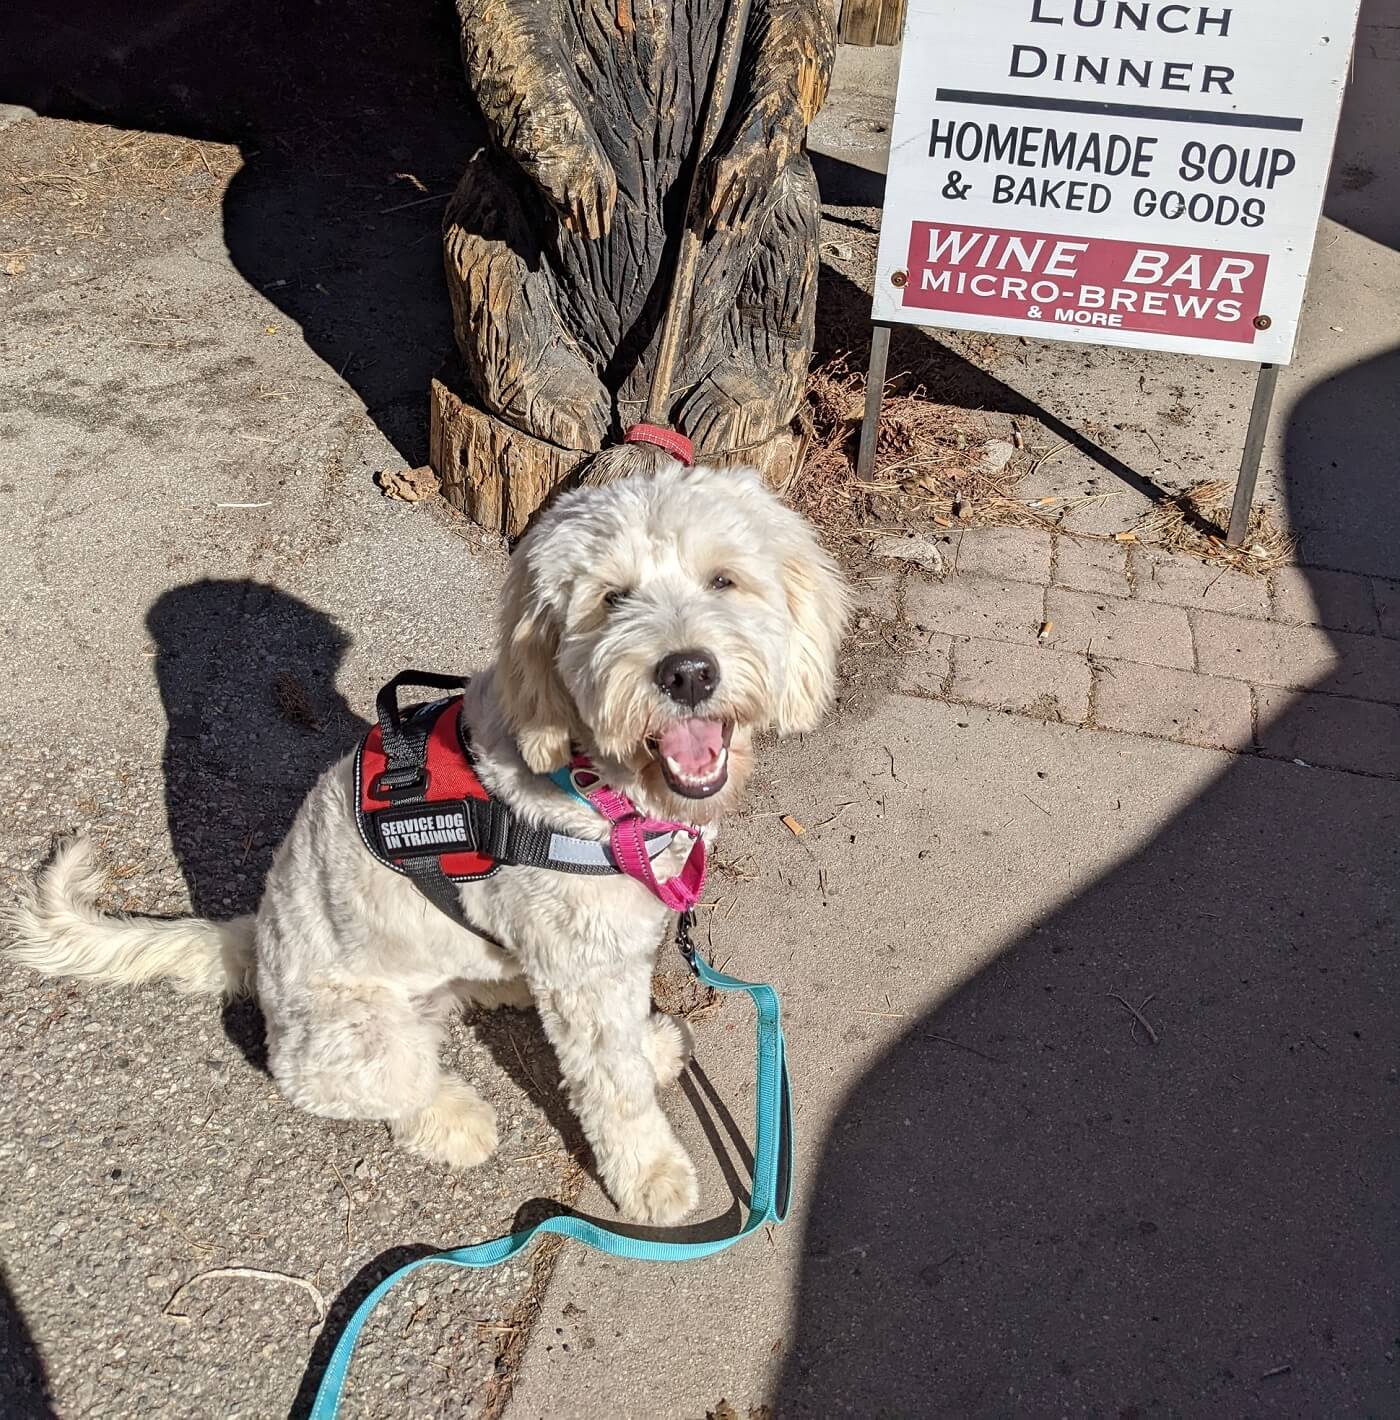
[433,0,834,533]
[431,368,803,537]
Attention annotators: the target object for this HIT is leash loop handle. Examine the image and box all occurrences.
[307,940,791,1420]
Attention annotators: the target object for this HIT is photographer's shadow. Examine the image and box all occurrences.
[146,579,369,1069]
[777,346,1400,1417]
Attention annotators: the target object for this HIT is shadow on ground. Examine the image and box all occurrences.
[0,0,472,463]
[0,1263,51,1419]
[777,348,1400,1415]
[5,4,1397,1410]
[145,580,368,1068]
[787,35,1400,1404]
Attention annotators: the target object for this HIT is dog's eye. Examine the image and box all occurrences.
[709,573,734,592]
[603,588,630,610]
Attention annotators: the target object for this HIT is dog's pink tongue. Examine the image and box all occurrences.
[658,718,724,774]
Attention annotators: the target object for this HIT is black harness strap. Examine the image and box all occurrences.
[371,670,468,799]
[401,852,492,936]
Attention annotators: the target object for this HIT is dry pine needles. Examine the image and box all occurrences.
[792,356,1294,574]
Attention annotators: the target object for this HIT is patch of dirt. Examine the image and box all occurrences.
[1337,162,1375,192]
[792,345,1292,576]
[1024,692,1071,724]
[651,967,722,1022]
[705,1403,773,1420]
[0,119,240,251]
[274,672,321,731]
[480,1214,573,1419]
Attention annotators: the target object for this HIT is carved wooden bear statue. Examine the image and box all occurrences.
[438,0,833,524]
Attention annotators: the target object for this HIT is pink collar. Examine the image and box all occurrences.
[560,755,707,912]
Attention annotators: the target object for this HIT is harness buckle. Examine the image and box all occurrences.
[370,764,430,801]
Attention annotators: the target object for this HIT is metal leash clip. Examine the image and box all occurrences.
[675,908,698,966]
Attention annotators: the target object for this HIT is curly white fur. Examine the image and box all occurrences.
[5,464,846,1225]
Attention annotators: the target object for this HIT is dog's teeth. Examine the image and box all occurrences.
[662,745,728,790]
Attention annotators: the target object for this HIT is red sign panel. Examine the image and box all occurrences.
[901,223,1268,344]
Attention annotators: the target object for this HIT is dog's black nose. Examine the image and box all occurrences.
[655,650,720,708]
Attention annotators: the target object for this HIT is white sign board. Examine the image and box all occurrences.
[871,0,1361,363]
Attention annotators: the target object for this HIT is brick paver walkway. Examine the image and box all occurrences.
[874,526,1400,779]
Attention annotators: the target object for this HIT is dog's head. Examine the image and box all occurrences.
[495,463,849,822]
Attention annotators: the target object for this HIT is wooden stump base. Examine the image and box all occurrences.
[430,376,803,539]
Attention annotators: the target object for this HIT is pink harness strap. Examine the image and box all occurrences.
[566,759,707,912]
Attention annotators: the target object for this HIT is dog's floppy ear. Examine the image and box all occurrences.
[496,543,577,774]
[775,513,850,736]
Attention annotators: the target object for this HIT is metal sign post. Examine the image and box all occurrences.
[856,325,891,479]
[1226,363,1280,546]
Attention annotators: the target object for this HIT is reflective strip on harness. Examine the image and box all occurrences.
[547,830,676,868]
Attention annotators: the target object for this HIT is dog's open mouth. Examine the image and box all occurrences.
[651,718,733,799]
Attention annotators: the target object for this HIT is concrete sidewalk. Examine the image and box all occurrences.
[508,12,1400,1418]
[1,6,1397,1419]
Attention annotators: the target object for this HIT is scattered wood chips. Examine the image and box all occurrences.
[377,464,439,501]
[0,122,239,225]
[791,357,1015,537]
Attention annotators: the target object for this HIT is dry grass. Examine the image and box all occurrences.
[0,122,240,236]
[1133,478,1294,573]
[790,356,865,528]
[273,672,320,731]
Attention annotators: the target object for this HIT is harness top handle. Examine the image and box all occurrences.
[371,670,468,794]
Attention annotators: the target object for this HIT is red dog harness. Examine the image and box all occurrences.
[355,673,706,922]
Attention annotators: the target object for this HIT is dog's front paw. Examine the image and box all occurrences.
[616,1141,699,1226]
[645,1012,693,1089]
[393,1078,499,1169]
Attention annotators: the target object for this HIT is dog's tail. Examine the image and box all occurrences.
[4,836,255,996]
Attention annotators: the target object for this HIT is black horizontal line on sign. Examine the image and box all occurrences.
[934,88,1304,132]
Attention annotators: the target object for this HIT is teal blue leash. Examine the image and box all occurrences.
[308,913,792,1420]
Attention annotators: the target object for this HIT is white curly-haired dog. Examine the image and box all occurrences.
[7,464,847,1225]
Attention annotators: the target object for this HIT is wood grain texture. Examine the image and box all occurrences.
[837,0,904,46]
[874,0,906,46]
[431,374,589,536]
[439,0,834,525]
[837,0,875,45]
